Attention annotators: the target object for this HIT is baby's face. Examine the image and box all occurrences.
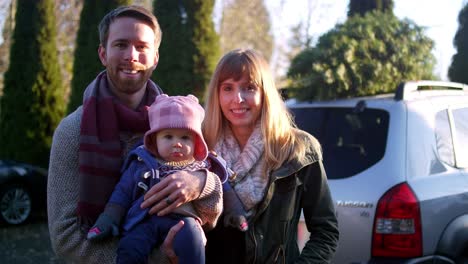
[156,128,195,162]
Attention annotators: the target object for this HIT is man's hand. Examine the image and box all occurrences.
[161,220,184,264]
[140,170,206,215]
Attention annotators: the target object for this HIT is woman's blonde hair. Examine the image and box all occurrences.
[203,49,309,171]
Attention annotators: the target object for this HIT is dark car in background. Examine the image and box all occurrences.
[0,160,47,225]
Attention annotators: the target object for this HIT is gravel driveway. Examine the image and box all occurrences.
[0,211,64,264]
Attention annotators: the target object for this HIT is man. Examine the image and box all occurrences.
[48,5,222,263]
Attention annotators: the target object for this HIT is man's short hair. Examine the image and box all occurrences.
[98,5,162,49]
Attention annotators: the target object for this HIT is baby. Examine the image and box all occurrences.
[87,94,247,264]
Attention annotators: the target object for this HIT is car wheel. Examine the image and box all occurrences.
[0,184,32,225]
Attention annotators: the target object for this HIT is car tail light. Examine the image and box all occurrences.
[372,183,422,258]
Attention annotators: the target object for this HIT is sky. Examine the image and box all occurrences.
[0,0,12,44]
[265,0,467,80]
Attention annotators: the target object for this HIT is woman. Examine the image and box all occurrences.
[202,49,339,263]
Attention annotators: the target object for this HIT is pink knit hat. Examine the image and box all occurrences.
[144,94,208,161]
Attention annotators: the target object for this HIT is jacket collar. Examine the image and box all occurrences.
[270,130,322,180]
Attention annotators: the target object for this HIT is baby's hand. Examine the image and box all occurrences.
[87,213,119,240]
[224,213,249,232]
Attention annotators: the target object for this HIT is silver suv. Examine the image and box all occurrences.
[289,81,468,263]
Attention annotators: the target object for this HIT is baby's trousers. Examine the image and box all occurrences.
[117,215,205,264]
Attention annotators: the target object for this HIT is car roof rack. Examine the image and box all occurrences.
[394,80,468,101]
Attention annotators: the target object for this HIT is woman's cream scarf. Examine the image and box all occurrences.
[214,123,268,212]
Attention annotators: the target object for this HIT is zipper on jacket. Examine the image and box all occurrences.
[250,170,300,263]
[273,246,285,264]
[250,175,276,264]
[250,225,258,263]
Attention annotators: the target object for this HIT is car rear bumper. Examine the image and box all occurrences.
[369,255,454,264]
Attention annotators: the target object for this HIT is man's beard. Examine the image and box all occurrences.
[110,63,154,95]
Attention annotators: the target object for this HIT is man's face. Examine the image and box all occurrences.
[98,17,159,98]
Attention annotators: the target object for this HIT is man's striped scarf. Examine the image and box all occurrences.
[77,71,162,229]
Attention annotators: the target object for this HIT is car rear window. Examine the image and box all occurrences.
[290,106,389,179]
[435,110,455,167]
[452,107,468,167]
[436,106,468,168]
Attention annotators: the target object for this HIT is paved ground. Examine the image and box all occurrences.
[0,210,64,264]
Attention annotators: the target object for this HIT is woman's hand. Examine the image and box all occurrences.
[161,220,184,264]
[140,170,206,215]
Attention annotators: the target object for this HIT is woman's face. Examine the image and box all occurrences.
[218,75,263,132]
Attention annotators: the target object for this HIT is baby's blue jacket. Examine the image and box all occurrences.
[107,145,229,232]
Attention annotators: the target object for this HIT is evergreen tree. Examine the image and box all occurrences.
[287,11,435,101]
[153,0,193,96]
[0,0,65,168]
[348,0,394,17]
[67,0,130,113]
[153,0,219,98]
[219,0,273,62]
[448,3,468,84]
[187,0,219,98]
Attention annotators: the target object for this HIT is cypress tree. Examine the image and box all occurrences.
[67,0,130,113]
[153,0,192,96]
[0,0,65,168]
[153,0,219,98]
[448,3,468,84]
[348,0,394,17]
[187,0,219,98]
